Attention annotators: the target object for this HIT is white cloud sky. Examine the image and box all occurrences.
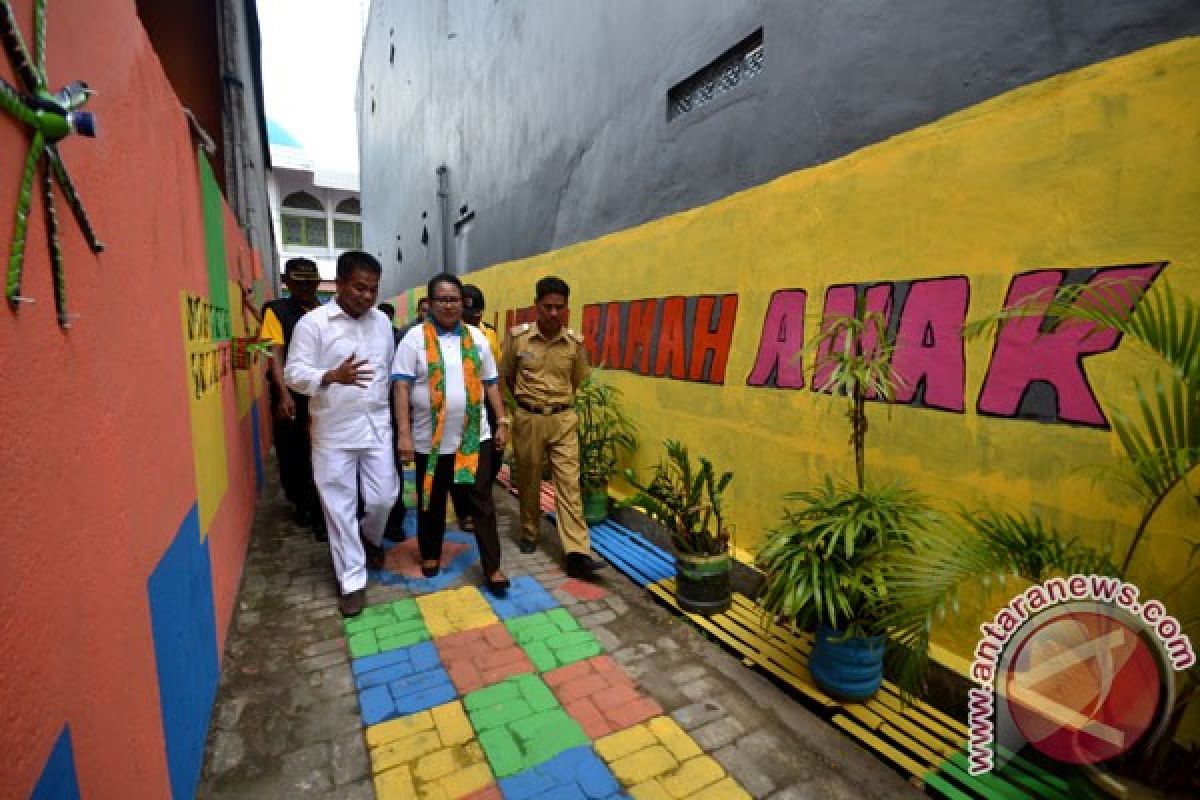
[257,0,367,176]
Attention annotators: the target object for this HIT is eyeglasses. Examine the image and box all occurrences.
[431,297,461,306]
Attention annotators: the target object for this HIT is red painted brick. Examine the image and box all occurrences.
[544,659,594,687]
[483,624,514,649]
[565,697,609,738]
[605,696,663,731]
[590,655,620,673]
[593,684,640,708]
[460,785,503,800]
[559,578,609,601]
[556,673,612,703]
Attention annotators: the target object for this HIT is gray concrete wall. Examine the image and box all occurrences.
[359,0,1200,296]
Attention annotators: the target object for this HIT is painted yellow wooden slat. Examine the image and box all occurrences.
[833,716,929,781]
[850,702,962,762]
[871,689,968,749]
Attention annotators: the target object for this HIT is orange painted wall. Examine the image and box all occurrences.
[0,1,266,797]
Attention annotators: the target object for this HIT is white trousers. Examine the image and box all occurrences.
[312,445,399,594]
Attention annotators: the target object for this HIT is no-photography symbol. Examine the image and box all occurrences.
[1004,610,1162,765]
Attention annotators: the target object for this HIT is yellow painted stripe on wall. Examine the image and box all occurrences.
[468,38,1200,694]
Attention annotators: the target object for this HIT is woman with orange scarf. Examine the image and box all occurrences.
[391,273,511,593]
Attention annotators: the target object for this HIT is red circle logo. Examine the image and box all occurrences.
[1004,611,1161,764]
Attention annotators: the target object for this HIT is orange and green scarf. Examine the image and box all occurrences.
[422,321,483,506]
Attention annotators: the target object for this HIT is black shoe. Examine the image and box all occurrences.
[420,560,440,578]
[292,506,311,525]
[484,573,511,595]
[311,516,328,542]
[565,552,607,579]
[518,539,538,554]
[338,588,366,617]
[384,528,407,543]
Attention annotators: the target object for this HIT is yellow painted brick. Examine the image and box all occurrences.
[461,612,500,629]
[661,756,724,798]
[687,776,753,800]
[417,784,450,800]
[648,717,702,762]
[374,764,416,800]
[595,723,658,762]
[413,747,458,782]
[372,730,442,773]
[610,745,678,786]
[629,779,674,800]
[437,761,493,798]
[432,701,476,746]
[368,711,434,747]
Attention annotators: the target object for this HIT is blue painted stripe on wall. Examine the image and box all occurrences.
[251,402,264,491]
[31,726,81,800]
[148,504,219,800]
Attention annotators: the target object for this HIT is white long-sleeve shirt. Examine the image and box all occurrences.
[283,302,396,449]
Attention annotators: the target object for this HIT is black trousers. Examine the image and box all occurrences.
[416,442,501,579]
[272,390,319,516]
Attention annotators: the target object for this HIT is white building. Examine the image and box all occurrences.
[266,118,362,292]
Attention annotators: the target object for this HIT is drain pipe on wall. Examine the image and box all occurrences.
[436,165,450,273]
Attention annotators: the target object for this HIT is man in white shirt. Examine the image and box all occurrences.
[284,251,398,617]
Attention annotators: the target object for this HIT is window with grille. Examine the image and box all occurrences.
[282,214,327,247]
[667,29,763,121]
[334,220,362,249]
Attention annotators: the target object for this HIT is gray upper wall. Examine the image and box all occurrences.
[358,0,1200,296]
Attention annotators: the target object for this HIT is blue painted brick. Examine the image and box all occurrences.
[498,767,555,799]
[409,641,442,672]
[394,682,457,715]
[485,575,561,619]
[359,685,396,725]
[352,647,410,676]
[356,662,417,691]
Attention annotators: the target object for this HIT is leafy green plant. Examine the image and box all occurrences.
[757,478,931,637]
[575,373,637,490]
[886,276,1198,770]
[756,294,935,635]
[623,439,732,556]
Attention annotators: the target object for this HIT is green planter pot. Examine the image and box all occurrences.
[582,486,609,525]
[675,551,732,615]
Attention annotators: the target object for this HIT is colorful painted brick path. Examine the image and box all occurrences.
[197,474,919,799]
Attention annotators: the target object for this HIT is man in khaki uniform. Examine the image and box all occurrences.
[502,276,606,579]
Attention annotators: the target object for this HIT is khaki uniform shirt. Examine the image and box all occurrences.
[502,323,590,406]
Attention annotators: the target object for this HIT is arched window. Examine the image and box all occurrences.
[281,190,327,247]
[335,197,361,215]
[283,191,323,211]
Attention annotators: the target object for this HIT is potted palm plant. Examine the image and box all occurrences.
[756,296,934,700]
[623,439,734,615]
[575,373,638,524]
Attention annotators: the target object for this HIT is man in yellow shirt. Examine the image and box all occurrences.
[262,258,325,539]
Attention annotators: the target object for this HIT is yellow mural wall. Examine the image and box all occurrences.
[466,37,1199,681]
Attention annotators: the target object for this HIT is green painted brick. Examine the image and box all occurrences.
[556,641,603,665]
[509,709,566,742]
[546,608,580,630]
[521,678,560,712]
[478,727,524,778]
[471,698,533,731]
[377,630,428,652]
[544,630,595,649]
[524,642,557,672]
[343,608,393,636]
[347,632,379,659]
[465,679,523,711]
[526,712,589,765]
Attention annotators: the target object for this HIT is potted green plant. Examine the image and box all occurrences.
[623,439,734,615]
[575,372,637,524]
[756,297,934,700]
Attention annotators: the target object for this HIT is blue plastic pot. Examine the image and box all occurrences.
[808,624,885,701]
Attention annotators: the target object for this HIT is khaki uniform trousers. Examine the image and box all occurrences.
[512,407,591,555]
